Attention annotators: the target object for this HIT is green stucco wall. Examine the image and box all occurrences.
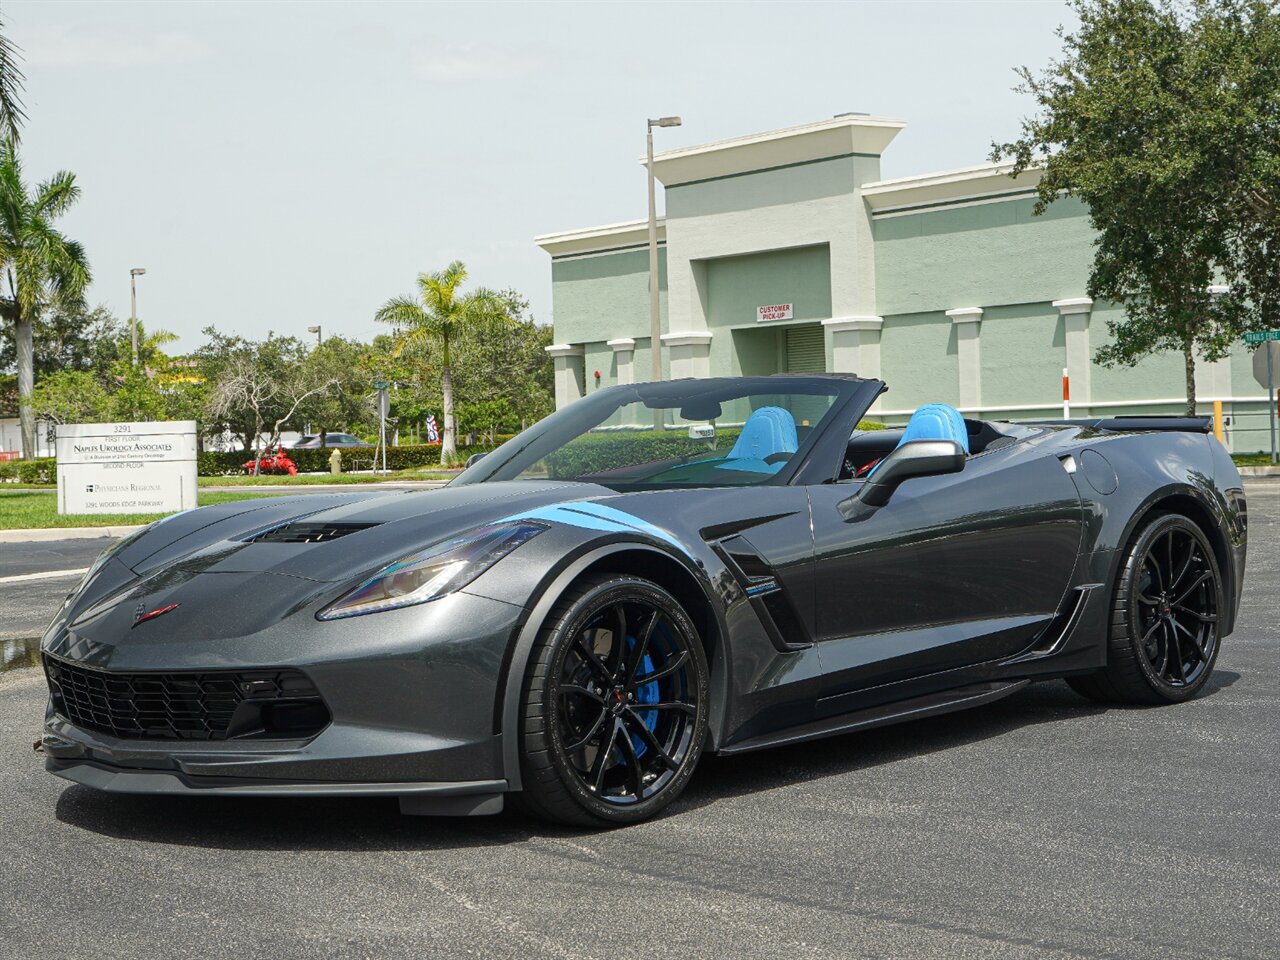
[873,195,1094,316]
[664,155,877,219]
[704,244,832,329]
[550,247,666,347]
[879,311,961,410]
[977,302,1065,408]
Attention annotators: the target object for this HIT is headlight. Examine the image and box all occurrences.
[317,520,548,620]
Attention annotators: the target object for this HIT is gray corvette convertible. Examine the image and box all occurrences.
[39,374,1247,825]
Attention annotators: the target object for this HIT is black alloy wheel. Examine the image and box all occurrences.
[518,575,709,826]
[1069,513,1223,705]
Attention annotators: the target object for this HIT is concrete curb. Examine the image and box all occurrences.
[1238,465,1280,477]
[0,525,141,543]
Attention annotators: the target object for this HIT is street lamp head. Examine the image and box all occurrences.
[130,268,146,277]
[307,326,321,334]
[650,116,682,128]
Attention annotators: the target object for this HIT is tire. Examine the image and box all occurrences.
[1068,513,1223,705]
[517,574,710,826]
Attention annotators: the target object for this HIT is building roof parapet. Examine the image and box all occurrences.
[862,160,1045,215]
[645,115,906,187]
[534,218,666,259]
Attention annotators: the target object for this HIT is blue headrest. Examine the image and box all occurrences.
[728,406,798,461]
[896,403,970,454]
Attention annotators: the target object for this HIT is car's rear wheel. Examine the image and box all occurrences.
[517,575,709,826]
[1068,513,1222,705]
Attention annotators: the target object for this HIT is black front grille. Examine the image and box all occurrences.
[44,656,329,741]
[244,522,378,544]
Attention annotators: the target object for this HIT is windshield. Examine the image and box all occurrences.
[455,376,862,490]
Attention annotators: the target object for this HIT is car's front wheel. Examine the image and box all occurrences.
[1069,513,1223,705]
[517,575,709,826]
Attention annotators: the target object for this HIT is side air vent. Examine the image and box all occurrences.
[715,534,812,651]
[244,522,380,544]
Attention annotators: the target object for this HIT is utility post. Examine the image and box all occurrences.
[647,116,680,385]
[129,268,146,366]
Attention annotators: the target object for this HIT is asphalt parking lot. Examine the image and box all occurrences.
[0,487,1276,960]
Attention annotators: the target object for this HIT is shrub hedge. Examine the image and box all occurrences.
[196,439,517,476]
[0,457,57,484]
[2,421,884,482]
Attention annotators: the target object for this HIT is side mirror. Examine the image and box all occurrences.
[838,440,965,521]
[465,452,487,468]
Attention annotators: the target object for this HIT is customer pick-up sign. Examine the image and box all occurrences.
[756,303,794,323]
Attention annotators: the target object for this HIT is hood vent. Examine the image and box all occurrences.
[244,521,380,545]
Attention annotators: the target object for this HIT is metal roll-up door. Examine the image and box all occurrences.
[784,325,826,373]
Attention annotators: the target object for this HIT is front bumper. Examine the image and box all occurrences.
[39,588,525,815]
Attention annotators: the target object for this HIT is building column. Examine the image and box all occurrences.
[1053,297,1093,409]
[945,307,983,411]
[608,338,636,385]
[824,316,884,411]
[660,332,712,380]
[545,343,585,409]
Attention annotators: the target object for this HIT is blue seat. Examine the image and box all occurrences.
[894,402,970,454]
[717,406,798,474]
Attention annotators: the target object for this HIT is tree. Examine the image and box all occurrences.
[0,15,26,144]
[293,335,379,444]
[0,141,90,454]
[204,339,337,471]
[375,261,508,462]
[29,369,111,425]
[993,0,1280,414]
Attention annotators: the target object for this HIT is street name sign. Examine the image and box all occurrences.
[55,421,198,515]
[1244,330,1280,343]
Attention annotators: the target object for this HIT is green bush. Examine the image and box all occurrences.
[0,457,58,484]
[196,439,518,476]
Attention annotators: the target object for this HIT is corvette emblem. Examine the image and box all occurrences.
[132,602,180,627]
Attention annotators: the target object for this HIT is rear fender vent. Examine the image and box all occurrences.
[244,522,380,544]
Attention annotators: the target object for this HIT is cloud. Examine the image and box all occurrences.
[23,26,209,68]
[412,45,543,83]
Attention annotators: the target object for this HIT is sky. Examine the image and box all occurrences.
[9,0,1077,352]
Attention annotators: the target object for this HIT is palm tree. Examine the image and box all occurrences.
[375,260,505,463]
[0,17,25,144]
[0,141,90,457]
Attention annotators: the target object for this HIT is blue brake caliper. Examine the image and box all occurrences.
[628,636,660,759]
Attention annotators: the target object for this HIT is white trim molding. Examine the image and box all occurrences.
[606,338,636,352]
[822,315,883,333]
[1207,284,1231,297]
[862,160,1044,215]
[946,307,984,324]
[1052,297,1093,315]
[544,343,585,358]
[660,331,713,348]
[534,219,665,259]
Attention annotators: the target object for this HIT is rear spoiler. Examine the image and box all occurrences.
[1032,415,1213,434]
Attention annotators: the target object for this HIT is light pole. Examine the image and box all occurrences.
[647,116,680,384]
[307,324,322,347]
[129,268,146,366]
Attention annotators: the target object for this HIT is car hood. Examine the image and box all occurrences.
[112,480,615,585]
